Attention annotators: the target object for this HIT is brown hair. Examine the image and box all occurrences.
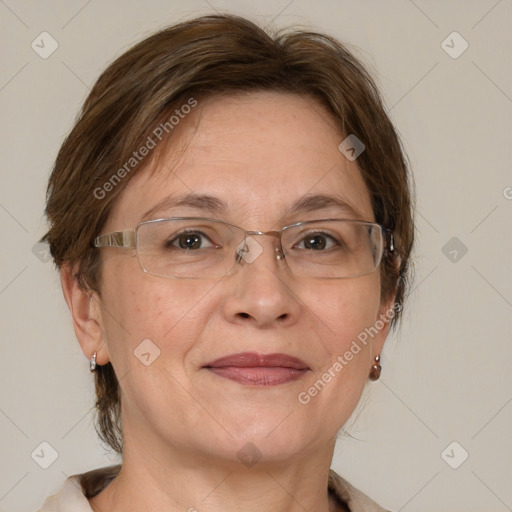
[44,14,414,455]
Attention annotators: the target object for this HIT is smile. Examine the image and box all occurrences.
[203,352,310,386]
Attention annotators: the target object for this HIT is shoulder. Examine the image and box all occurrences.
[38,475,90,511]
[38,465,121,511]
[328,469,392,512]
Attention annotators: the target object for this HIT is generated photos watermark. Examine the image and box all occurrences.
[93,97,198,200]
[297,302,401,405]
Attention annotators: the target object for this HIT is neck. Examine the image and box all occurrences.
[89,436,340,512]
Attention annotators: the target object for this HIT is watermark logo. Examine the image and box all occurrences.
[441,441,469,469]
[236,236,263,264]
[32,241,51,263]
[441,32,469,60]
[338,134,365,161]
[31,441,59,469]
[236,442,262,467]
[134,338,161,366]
[442,237,468,263]
[31,32,59,59]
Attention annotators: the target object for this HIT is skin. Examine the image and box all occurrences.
[61,91,394,512]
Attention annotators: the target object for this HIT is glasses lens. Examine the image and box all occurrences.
[281,220,384,278]
[134,218,385,279]
[136,219,244,278]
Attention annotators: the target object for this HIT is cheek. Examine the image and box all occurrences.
[305,274,381,344]
[297,276,381,409]
[99,270,218,372]
[98,273,220,422]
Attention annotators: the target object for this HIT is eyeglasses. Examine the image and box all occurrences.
[93,217,394,279]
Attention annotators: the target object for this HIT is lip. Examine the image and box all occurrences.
[203,352,310,386]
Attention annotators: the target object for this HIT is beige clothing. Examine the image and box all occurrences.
[39,464,390,511]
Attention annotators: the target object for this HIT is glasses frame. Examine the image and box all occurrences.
[93,217,394,279]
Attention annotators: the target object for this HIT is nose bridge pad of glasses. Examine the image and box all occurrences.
[235,231,284,266]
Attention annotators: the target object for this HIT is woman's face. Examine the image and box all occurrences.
[94,92,393,466]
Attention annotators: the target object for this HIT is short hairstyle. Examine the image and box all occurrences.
[44,14,414,455]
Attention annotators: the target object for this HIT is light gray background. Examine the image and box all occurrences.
[1,1,511,511]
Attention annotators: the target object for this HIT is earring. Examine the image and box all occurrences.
[369,355,381,381]
[90,352,97,372]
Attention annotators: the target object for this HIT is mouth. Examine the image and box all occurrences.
[203,352,310,386]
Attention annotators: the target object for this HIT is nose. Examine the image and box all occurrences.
[222,235,301,329]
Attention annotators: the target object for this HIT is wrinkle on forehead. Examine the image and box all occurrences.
[108,91,374,231]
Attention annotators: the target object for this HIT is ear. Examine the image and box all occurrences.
[60,264,110,366]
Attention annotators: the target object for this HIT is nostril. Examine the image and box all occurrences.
[238,312,250,319]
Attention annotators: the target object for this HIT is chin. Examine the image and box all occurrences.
[224,415,322,461]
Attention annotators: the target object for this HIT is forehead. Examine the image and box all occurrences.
[108,91,374,229]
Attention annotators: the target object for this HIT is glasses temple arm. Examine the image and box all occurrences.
[94,230,136,248]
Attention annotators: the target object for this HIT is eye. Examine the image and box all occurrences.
[167,231,216,250]
[295,232,339,250]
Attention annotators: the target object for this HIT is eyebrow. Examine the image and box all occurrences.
[287,194,363,220]
[141,192,363,222]
[141,193,226,221]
